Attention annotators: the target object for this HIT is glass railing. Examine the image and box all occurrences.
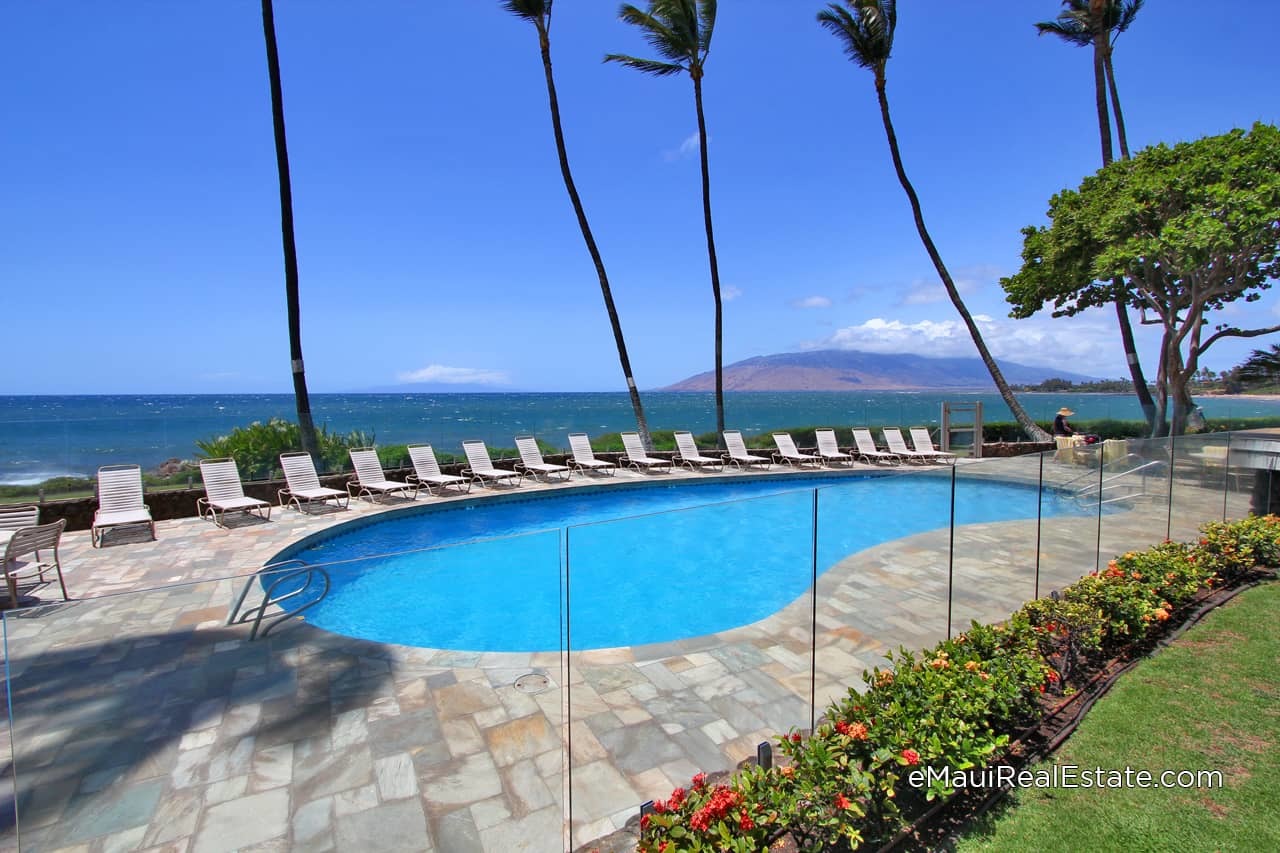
[5,433,1276,850]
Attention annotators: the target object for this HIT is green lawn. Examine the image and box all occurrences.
[957,580,1280,852]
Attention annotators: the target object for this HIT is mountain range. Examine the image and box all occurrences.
[662,350,1098,392]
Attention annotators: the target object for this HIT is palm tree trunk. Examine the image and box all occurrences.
[874,73,1049,442]
[535,25,653,450]
[1092,32,1113,167]
[1103,48,1130,160]
[693,74,725,441]
[261,0,318,458]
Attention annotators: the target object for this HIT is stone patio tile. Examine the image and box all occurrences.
[291,796,333,847]
[484,715,558,768]
[567,761,639,830]
[595,722,684,775]
[333,800,432,853]
[190,788,289,853]
[503,759,555,815]
[420,752,504,808]
[469,796,512,831]
[375,753,419,801]
[478,805,562,853]
[435,806,484,853]
[249,743,293,792]
[42,778,165,847]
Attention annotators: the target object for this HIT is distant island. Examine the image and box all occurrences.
[663,350,1099,392]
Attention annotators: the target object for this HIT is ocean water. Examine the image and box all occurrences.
[2,391,1278,485]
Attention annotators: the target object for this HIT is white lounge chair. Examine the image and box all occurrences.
[462,440,524,488]
[909,428,957,464]
[772,433,822,468]
[621,432,673,473]
[673,431,724,472]
[406,444,472,495]
[0,504,39,550]
[198,458,272,526]
[92,464,156,547]
[279,452,350,512]
[851,428,900,465]
[514,436,572,482]
[882,428,934,464]
[567,433,616,476]
[3,519,69,608]
[722,430,771,469]
[348,448,419,502]
[815,429,854,467]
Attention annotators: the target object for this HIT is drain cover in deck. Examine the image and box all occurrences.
[514,673,550,694]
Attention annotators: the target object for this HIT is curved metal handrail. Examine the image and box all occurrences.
[227,560,331,640]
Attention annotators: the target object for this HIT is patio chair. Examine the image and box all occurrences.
[851,428,901,465]
[514,436,572,482]
[772,433,822,468]
[3,519,69,609]
[198,458,272,527]
[278,452,350,512]
[815,429,854,467]
[0,504,39,550]
[406,444,472,495]
[722,430,771,469]
[673,431,724,472]
[909,428,956,464]
[91,464,156,547]
[621,432,673,473]
[882,428,935,464]
[347,448,419,503]
[567,433,616,476]
[461,440,524,488]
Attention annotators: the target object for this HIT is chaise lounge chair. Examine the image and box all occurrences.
[514,436,572,482]
[722,430,771,469]
[621,432,673,473]
[908,428,957,464]
[673,431,724,472]
[815,429,854,467]
[347,448,419,502]
[882,428,935,464]
[0,505,39,550]
[198,457,272,527]
[567,433,616,476]
[462,440,524,488]
[850,428,900,465]
[406,444,472,495]
[92,464,157,547]
[772,433,822,468]
[279,452,350,512]
[3,519,69,608]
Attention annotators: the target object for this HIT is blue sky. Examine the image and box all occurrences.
[3,1,1278,394]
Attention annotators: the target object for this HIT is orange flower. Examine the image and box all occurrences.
[847,721,869,741]
[964,660,980,672]
[780,765,795,778]
[834,793,852,810]
[1154,608,1170,621]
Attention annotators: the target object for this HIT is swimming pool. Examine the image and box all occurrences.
[273,472,1092,652]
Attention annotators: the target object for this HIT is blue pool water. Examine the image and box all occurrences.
[275,473,1091,652]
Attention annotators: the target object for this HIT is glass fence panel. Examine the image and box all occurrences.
[813,465,953,717]
[564,487,815,849]
[1034,442,1101,595]
[1168,434,1231,537]
[1095,436,1175,573]
[4,530,568,853]
[949,455,1045,636]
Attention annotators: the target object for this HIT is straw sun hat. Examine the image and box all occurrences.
[1057,407,1075,416]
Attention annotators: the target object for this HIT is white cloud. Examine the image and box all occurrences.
[722,285,743,301]
[898,270,988,306]
[806,315,1126,372]
[792,295,832,309]
[396,365,510,385]
[664,132,703,162]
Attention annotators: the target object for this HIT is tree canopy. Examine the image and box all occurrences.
[1002,122,1280,434]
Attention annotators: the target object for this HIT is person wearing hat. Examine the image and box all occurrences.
[1053,407,1076,437]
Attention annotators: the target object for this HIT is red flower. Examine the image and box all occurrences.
[668,787,685,809]
[835,720,850,736]
[834,793,851,810]
[652,799,666,814]
[691,772,707,790]
[790,733,802,743]
[738,809,754,831]
[901,749,920,766]
[640,814,650,831]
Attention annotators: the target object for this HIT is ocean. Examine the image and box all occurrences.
[2,391,1279,485]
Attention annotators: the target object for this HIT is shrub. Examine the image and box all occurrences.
[195,418,374,480]
[1195,515,1280,583]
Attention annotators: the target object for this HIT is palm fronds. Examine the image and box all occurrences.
[816,1,895,72]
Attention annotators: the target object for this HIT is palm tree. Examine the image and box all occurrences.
[261,0,319,457]
[1236,344,1280,387]
[817,1,1049,441]
[1036,0,1155,432]
[503,1,654,449]
[605,0,727,440]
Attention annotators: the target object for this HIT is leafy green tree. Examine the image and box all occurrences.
[1003,124,1280,435]
[503,0,654,449]
[1036,0,1155,430]
[605,0,727,441]
[1235,344,1280,387]
[261,0,319,457]
[817,0,1049,441]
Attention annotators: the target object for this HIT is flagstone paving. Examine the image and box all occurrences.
[0,452,1251,852]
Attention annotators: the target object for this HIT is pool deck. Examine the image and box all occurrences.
[0,456,1249,852]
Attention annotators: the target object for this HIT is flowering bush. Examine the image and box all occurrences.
[1195,515,1280,583]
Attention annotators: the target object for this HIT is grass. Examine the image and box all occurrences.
[957,580,1280,852]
